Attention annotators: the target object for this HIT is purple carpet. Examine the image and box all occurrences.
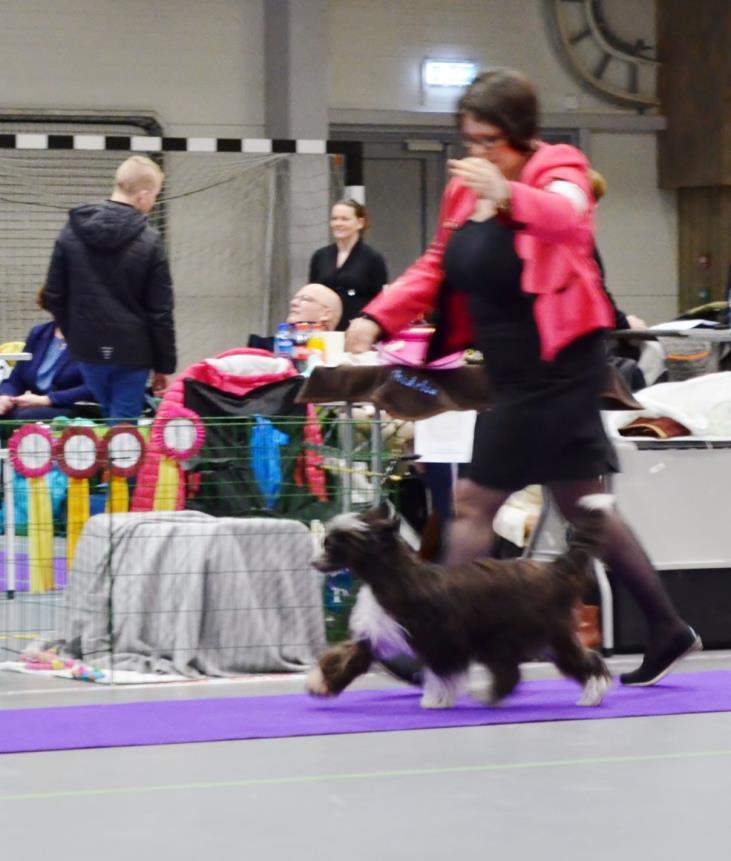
[2,669,730,754]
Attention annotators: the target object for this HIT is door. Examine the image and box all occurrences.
[361,142,447,282]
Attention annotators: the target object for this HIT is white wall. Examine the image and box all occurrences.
[0,0,266,136]
[592,133,678,325]
[328,0,677,323]
[328,0,651,114]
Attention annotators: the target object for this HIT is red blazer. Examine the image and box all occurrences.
[363,143,614,361]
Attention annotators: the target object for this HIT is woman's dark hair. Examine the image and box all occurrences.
[36,286,50,312]
[456,67,539,153]
[333,198,369,233]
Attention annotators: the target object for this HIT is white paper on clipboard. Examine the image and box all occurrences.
[414,410,476,463]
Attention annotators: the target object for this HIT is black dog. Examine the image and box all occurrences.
[307,496,612,708]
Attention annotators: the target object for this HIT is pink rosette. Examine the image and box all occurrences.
[55,426,101,479]
[152,407,205,462]
[8,424,54,478]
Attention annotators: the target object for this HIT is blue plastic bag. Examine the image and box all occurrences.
[250,415,290,509]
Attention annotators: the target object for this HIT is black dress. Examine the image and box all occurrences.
[309,239,388,330]
[442,217,616,491]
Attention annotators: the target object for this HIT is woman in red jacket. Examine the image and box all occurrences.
[346,68,698,686]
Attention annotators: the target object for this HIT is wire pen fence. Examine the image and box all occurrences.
[0,409,416,686]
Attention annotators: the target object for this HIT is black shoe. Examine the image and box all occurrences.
[620,626,702,686]
[378,654,424,686]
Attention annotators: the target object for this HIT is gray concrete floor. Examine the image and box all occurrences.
[2,651,730,860]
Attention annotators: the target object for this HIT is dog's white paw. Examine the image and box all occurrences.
[420,691,455,709]
[420,669,463,709]
[468,664,494,704]
[577,674,611,707]
[469,685,493,706]
[305,665,332,697]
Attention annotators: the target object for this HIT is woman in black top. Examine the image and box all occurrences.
[309,199,388,330]
[346,67,698,689]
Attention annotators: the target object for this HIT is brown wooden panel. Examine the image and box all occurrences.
[677,187,731,311]
[657,0,731,188]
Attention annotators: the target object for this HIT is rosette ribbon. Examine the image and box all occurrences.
[8,424,55,592]
[55,426,101,567]
[100,425,146,514]
[151,408,205,511]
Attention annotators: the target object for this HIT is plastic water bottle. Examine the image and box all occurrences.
[273,322,294,357]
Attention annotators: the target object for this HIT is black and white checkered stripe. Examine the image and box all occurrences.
[0,134,363,186]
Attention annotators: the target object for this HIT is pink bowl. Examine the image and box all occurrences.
[377,327,463,368]
[424,351,465,369]
[378,327,433,365]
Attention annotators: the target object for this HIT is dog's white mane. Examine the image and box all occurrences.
[349,586,414,660]
[326,512,369,534]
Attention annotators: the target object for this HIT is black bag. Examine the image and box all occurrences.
[607,355,646,392]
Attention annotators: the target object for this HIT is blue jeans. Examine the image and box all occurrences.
[78,363,149,421]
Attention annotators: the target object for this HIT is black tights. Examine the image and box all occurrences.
[549,478,683,639]
[445,476,685,643]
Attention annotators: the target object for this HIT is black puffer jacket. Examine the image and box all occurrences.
[44,200,176,374]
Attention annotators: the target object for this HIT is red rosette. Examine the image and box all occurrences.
[100,424,146,478]
[152,407,205,462]
[55,426,101,479]
[8,424,54,478]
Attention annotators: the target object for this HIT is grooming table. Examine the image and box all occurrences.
[298,362,640,419]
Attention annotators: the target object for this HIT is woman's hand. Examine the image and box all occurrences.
[626,314,648,330]
[0,394,14,416]
[448,157,511,204]
[12,392,50,409]
[151,373,169,398]
[345,317,382,354]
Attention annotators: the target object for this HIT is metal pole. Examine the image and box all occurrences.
[342,403,354,512]
[2,450,16,599]
[371,405,383,503]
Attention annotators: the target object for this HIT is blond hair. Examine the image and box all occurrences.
[588,169,607,202]
[114,156,164,195]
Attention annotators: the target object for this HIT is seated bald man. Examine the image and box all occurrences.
[286,283,342,331]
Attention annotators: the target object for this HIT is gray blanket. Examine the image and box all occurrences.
[48,511,326,677]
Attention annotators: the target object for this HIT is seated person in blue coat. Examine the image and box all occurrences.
[0,289,95,422]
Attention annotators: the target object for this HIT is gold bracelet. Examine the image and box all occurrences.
[495,195,511,214]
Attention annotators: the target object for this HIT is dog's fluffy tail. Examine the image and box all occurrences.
[554,493,615,593]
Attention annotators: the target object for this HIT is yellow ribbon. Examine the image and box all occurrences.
[28,475,54,593]
[106,474,129,514]
[153,456,180,510]
[66,477,90,568]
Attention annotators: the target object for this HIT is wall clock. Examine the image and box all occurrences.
[545,0,659,109]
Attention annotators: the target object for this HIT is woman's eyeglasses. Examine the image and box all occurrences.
[460,133,506,150]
